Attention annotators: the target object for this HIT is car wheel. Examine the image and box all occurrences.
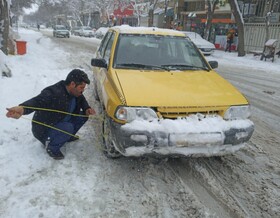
[102,114,121,158]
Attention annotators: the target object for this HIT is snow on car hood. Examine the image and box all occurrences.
[122,114,253,133]
[183,31,215,49]
[191,38,215,49]
[115,69,248,107]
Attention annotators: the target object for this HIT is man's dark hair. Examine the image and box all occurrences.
[65,69,90,85]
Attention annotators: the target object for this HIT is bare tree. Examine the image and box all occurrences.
[204,0,219,40]
[1,0,34,68]
[148,0,158,27]
[0,0,10,54]
[228,0,245,57]
[131,1,149,26]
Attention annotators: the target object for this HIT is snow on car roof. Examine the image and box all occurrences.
[111,25,185,36]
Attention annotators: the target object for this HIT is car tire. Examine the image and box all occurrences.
[102,114,121,158]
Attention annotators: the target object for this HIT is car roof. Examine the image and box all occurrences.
[182,31,202,39]
[110,25,185,37]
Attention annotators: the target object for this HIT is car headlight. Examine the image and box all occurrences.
[224,105,251,120]
[115,107,158,122]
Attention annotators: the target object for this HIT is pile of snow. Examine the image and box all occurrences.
[0,50,11,77]
[123,114,252,133]
[207,49,280,73]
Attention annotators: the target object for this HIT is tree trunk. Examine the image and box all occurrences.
[229,0,245,57]
[0,0,10,55]
[163,0,168,28]
[204,0,218,40]
[148,0,154,27]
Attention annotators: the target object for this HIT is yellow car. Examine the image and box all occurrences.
[91,25,254,158]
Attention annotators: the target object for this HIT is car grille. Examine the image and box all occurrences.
[157,106,226,119]
[201,48,213,52]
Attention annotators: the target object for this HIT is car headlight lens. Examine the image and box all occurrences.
[115,107,158,122]
[224,105,251,120]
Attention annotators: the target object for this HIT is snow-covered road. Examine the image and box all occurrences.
[1,29,280,217]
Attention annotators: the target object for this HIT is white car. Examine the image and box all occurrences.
[183,31,215,55]
[79,26,95,37]
[95,27,109,39]
[53,25,70,38]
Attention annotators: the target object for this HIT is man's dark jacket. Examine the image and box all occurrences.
[20,80,91,142]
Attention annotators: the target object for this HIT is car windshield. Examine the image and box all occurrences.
[57,26,66,30]
[114,34,209,70]
[185,32,202,39]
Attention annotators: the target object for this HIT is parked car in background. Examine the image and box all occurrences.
[79,26,96,37]
[90,26,254,158]
[53,25,70,38]
[71,26,82,36]
[182,31,215,55]
[95,27,109,39]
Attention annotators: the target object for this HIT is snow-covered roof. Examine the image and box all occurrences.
[111,25,184,36]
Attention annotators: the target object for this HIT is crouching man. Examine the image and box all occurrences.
[6,69,95,160]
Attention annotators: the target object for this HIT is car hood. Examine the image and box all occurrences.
[191,38,215,49]
[115,70,248,107]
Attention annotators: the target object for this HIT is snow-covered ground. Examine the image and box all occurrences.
[207,46,280,73]
[1,28,280,217]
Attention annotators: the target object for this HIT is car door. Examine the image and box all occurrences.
[95,31,115,104]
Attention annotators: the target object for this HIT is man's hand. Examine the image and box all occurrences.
[86,108,96,116]
[6,106,24,119]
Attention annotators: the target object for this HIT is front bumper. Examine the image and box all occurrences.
[200,48,215,55]
[109,116,254,157]
[84,32,94,37]
[55,31,69,37]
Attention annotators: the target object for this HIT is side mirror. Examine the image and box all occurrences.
[91,58,107,68]
[208,61,218,69]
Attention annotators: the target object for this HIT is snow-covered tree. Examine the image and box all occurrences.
[1,0,42,54]
[228,0,245,56]
[131,1,149,26]
[148,0,159,27]
[204,0,219,41]
[0,0,11,54]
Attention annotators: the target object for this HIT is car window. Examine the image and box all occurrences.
[104,32,116,63]
[114,34,208,70]
[98,32,113,58]
[56,26,66,30]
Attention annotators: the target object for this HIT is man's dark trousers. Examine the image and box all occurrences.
[45,115,88,152]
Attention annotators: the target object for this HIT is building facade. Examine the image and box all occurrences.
[176,0,280,51]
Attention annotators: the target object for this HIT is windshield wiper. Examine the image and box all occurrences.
[161,64,210,71]
[117,63,170,71]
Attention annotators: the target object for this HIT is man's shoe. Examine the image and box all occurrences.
[46,148,64,160]
[67,136,79,142]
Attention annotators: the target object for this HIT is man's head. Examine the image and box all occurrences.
[65,69,90,97]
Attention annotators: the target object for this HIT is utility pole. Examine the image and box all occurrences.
[163,0,168,28]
